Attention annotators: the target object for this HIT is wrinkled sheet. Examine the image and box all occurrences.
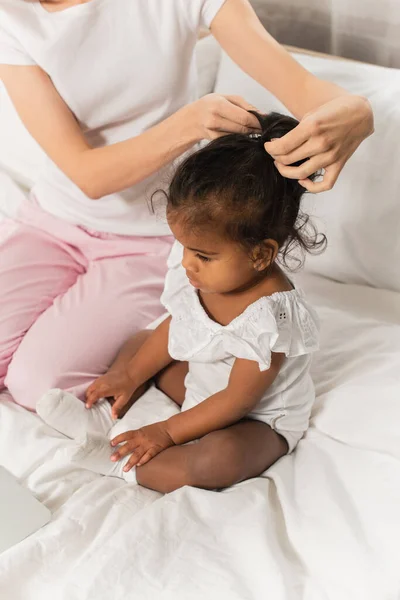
[1,271,400,599]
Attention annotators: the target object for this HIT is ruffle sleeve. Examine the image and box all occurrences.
[161,246,319,371]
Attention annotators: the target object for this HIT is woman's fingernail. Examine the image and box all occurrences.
[111,455,117,461]
[110,441,115,446]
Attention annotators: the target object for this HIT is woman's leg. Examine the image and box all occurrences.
[136,419,289,493]
[6,253,169,409]
[0,219,85,391]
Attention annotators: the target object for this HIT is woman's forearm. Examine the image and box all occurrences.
[211,0,352,119]
[1,65,260,201]
[78,105,199,199]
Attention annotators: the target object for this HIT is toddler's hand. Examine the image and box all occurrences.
[110,422,175,470]
[85,370,137,418]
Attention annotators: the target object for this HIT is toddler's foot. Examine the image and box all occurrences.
[37,389,114,440]
[65,432,137,483]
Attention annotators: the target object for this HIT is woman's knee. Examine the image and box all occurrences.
[5,352,64,409]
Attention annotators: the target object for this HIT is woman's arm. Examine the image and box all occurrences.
[165,353,285,444]
[0,65,260,199]
[211,0,374,192]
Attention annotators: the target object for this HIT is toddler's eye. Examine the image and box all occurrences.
[197,254,211,262]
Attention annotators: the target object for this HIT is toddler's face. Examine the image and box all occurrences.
[169,219,260,295]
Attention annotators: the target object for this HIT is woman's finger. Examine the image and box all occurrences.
[270,137,335,167]
[299,163,341,193]
[224,95,260,112]
[223,95,262,122]
[274,152,333,181]
[217,98,261,130]
[264,120,314,157]
[209,116,259,136]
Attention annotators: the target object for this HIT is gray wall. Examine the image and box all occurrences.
[250,0,400,68]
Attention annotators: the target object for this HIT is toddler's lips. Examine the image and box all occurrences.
[186,273,200,288]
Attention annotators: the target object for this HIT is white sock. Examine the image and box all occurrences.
[37,389,114,440]
[65,432,137,483]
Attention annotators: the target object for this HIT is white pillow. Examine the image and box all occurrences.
[214,51,400,293]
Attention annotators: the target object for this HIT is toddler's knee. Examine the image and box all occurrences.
[188,433,245,490]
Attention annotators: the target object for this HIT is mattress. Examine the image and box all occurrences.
[0,270,399,600]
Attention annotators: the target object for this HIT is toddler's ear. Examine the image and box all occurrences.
[252,239,279,271]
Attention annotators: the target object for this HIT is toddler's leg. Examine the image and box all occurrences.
[136,419,289,493]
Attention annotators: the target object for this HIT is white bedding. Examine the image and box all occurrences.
[1,273,399,600]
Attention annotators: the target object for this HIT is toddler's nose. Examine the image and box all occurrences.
[182,249,198,273]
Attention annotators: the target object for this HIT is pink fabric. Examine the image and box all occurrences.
[0,198,173,410]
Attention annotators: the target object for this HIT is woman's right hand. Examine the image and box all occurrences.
[85,369,137,413]
[189,93,261,140]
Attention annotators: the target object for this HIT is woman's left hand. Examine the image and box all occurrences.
[110,422,175,470]
[264,94,374,193]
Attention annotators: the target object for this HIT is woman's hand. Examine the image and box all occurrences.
[189,93,261,140]
[85,369,137,417]
[110,422,175,470]
[265,94,374,193]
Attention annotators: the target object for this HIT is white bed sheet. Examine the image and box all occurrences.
[0,273,399,600]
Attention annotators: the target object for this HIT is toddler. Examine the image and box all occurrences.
[37,112,326,493]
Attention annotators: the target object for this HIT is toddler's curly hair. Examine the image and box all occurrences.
[166,111,327,270]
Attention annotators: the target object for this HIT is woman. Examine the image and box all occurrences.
[0,0,373,410]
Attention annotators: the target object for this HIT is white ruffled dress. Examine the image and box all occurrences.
[160,242,320,452]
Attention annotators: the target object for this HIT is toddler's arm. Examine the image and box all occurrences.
[86,317,173,414]
[110,316,173,415]
[127,317,172,385]
[166,353,285,445]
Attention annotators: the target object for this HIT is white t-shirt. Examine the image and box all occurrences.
[0,0,225,236]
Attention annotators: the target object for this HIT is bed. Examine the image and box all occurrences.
[1,36,400,600]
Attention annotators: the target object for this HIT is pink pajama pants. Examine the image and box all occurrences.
[0,198,173,410]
